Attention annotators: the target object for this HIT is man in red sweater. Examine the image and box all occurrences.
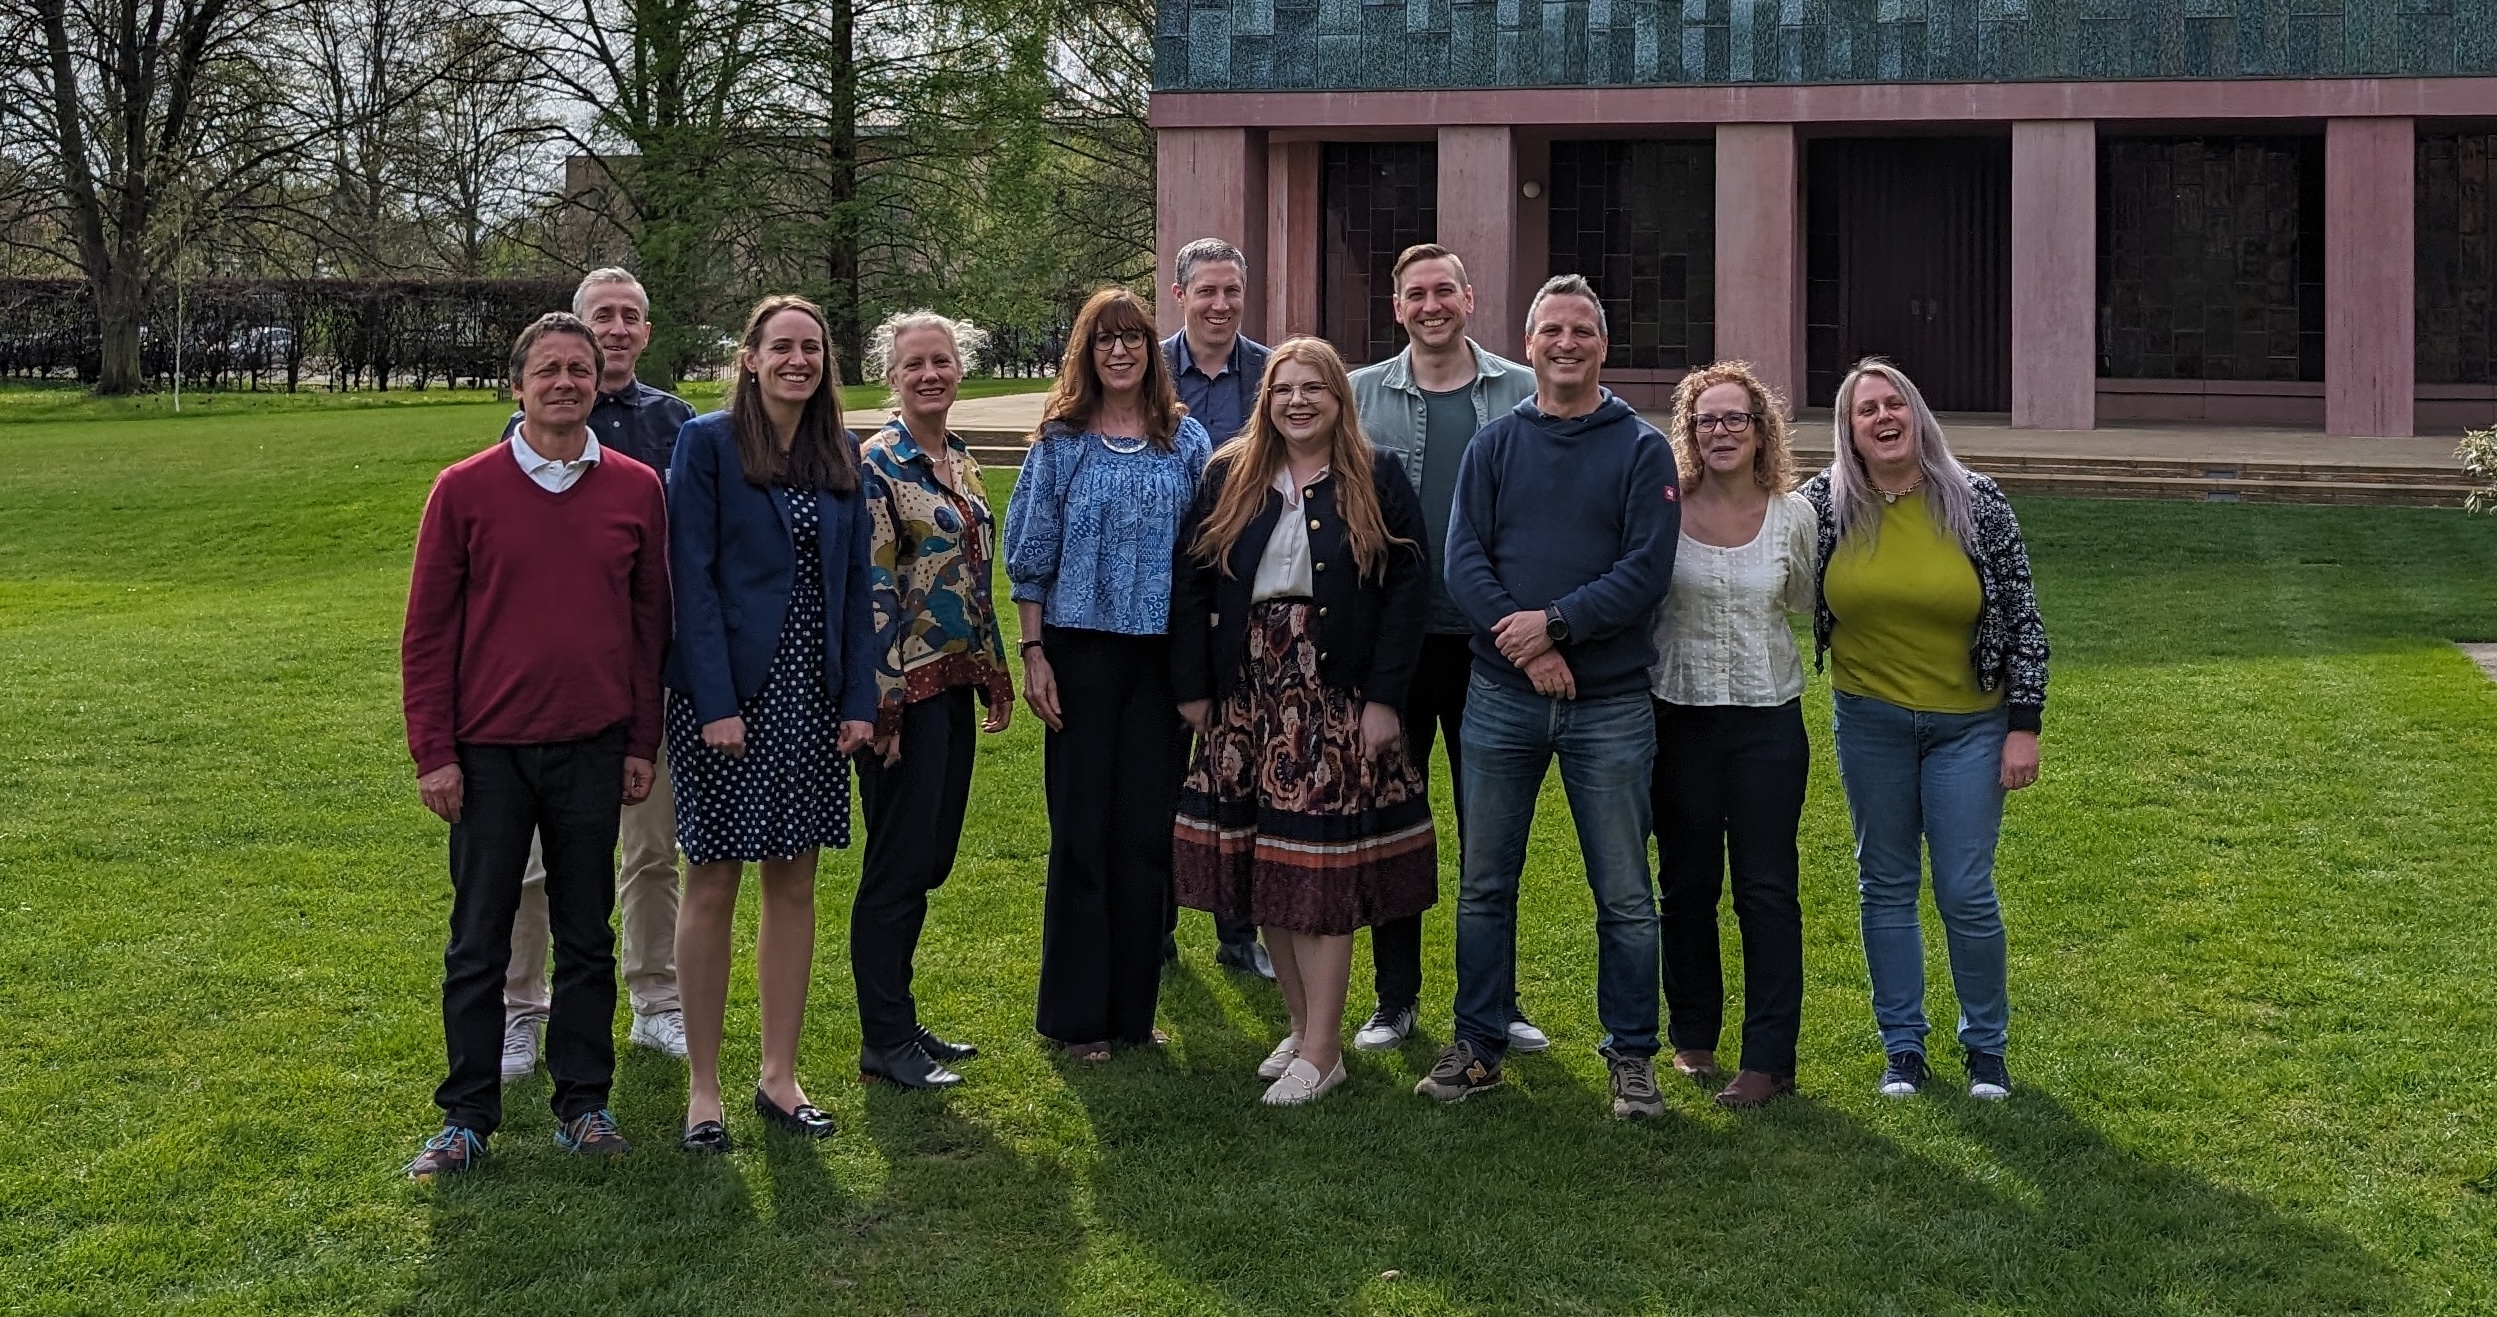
[399,312,671,1179]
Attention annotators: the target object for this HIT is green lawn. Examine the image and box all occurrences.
[3,402,2495,1315]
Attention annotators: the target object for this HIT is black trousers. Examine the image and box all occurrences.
[437,728,623,1136]
[1651,699,1809,1076]
[1370,632,1474,1013]
[1035,628,1184,1045]
[852,686,977,1050]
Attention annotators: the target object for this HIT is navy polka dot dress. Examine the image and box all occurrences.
[666,490,852,864]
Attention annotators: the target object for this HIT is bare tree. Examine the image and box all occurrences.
[2,0,313,392]
[297,0,445,274]
[408,16,554,277]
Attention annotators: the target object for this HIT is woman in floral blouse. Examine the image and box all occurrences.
[853,309,1016,1089]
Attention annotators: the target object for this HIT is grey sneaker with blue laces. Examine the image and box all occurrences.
[554,1108,632,1158]
[404,1126,486,1181]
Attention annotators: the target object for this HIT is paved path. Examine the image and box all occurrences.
[949,391,2467,472]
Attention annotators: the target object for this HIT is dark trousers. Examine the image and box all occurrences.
[437,728,623,1136]
[1651,699,1809,1076]
[1036,628,1183,1045]
[1370,632,1476,1013]
[852,686,977,1050]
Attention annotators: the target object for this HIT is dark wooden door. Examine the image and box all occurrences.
[1806,138,2011,412]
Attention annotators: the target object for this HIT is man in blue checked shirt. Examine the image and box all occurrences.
[1159,235,1275,981]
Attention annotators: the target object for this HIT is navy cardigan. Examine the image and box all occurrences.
[662,411,879,728]
[1168,451,1429,711]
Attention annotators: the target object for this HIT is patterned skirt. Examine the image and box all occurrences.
[1173,600,1438,936]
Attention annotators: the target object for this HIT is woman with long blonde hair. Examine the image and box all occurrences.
[1168,337,1436,1105]
[1646,360,1815,1109]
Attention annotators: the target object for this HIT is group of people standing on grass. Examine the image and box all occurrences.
[396,234,2049,1178]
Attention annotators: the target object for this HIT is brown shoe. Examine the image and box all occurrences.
[1671,1049,1721,1082]
[1714,1069,1796,1109]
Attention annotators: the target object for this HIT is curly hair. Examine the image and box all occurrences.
[866,309,991,409]
[1667,360,1796,494]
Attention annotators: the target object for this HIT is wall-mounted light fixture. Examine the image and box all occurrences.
[1520,180,1543,199]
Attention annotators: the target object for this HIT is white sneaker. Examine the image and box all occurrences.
[1353,1002,1417,1051]
[630,1009,688,1058]
[1257,1033,1302,1080]
[1507,1015,1551,1053]
[500,1015,543,1083]
[1260,1056,1347,1106]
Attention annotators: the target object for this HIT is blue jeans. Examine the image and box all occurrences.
[1832,691,2011,1057]
[1454,675,1660,1058]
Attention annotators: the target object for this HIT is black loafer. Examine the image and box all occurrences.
[680,1119,732,1155]
[862,1042,964,1090]
[752,1088,836,1139]
[916,1026,978,1064]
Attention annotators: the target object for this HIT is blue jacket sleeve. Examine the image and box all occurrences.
[1551,428,1681,642]
[839,484,881,726]
[668,416,743,723]
[1004,432,1066,606]
[1442,429,1521,630]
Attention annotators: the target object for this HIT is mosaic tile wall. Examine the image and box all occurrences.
[2418,133,2497,386]
[1322,143,1439,364]
[1546,140,1716,369]
[2097,135,2325,382]
[1157,0,2497,92]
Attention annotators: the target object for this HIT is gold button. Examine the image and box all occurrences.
[1318,606,1328,616]
[1314,561,1326,571]
[1309,518,1321,530]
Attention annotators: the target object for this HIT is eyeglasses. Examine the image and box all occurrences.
[1090,329,1148,351]
[1693,412,1757,433]
[1266,382,1332,401]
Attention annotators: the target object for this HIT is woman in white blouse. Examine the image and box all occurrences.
[1647,361,1816,1109]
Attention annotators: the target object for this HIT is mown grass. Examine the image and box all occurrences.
[2,402,2494,1314]
[0,376,1050,426]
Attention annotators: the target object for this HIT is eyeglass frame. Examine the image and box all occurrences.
[1089,328,1149,351]
[1692,411,1759,433]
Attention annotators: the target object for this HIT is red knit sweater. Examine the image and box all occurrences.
[401,444,671,776]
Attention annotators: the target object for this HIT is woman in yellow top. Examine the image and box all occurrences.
[1800,359,2048,1104]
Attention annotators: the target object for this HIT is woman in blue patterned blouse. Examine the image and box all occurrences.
[1005,286,1213,1060]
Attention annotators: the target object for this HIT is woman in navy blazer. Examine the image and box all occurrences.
[665,295,878,1154]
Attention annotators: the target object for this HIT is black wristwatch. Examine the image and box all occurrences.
[1543,606,1570,644]
[1019,639,1045,656]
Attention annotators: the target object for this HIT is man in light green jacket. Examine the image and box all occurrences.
[1346,242,1542,1054]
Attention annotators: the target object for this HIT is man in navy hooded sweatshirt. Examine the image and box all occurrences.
[1414,273,1680,1120]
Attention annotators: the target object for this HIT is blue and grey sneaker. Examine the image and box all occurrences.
[1965,1051,2012,1101]
[554,1108,632,1158]
[1878,1050,1930,1098]
[404,1126,486,1181]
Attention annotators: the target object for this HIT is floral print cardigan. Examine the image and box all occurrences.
[860,419,1014,738]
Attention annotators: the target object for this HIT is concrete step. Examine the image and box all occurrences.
[1790,448,2470,488]
[1979,471,2463,507]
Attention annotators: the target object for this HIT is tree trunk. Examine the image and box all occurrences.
[93,266,147,396]
[822,0,861,383]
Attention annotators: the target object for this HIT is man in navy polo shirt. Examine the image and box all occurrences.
[1158,236,1273,980]
[501,268,699,1079]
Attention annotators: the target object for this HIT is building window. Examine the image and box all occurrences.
[1322,143,1437,367]
[1545,140,1715,370]
[2418,133,2497,386]
[2098,136,2325,383]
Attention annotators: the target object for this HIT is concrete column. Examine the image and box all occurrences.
[1154,127,1268,338]
[2010,120,2097,431]
[2325,118,2415,437]
[1437,126,1520,359]
[1266,140,1322,342]
[1713,123,1804,415]
[1513,134,1552,353]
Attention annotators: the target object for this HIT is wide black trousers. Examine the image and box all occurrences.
[437,728,622,1136]
[852,686,978,1050]
[1035,628,1185,1045]
[1367,633,1474,1011]
[1651,699,1810,1076]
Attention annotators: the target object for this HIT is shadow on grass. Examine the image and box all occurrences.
[1068,1047,2399,1315]
[396,1047,1083,1315]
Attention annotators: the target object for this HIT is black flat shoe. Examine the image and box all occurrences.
[916,1026,977,1064]
[862,1042,964,1090]
[752,1088,836,1139]
[680,1119,732,1155]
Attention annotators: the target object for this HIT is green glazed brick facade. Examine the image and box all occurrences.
[1156,0,2497,93]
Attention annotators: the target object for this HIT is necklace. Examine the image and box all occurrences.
[1098,433,1148,455]
[1875,478,1923,504]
